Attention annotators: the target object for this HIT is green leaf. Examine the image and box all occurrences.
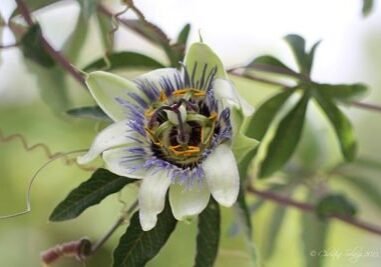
[245,89,295,140]
[113,198,177,267]
[62,9,89,64]
[122,19,170,48]
[305,41,321,75]
[20,24,55,67]
[24,61,69,112]
[83,51,165,71]
[77,0,99,20]
[259,92,310,178]
[11,0,63,16]
[177,23,191,45]
[315,194,357,219]
[50,169,136,221]
[96,11,114,52]
[234,188,259,266]
[337,174,381,209]
[284,34,307,73]
[313,90,357,161]
[362,0,374,17]
[66,106,111,121]
[301,194,330,267]
[246,55,295,74]
[263,205,287,260]
[316,83,368,101]
[195,198,221,267]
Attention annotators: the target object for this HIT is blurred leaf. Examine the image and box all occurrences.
[263,205,287,260]
[25,61,69,112]
[66,106,111,121]
[284,34,307,73]
[113,198,177,267]
[122,19,170,48]
[234,187,259,266]
[62,9,90,63]
[314,90,357,161]
[12,0,63,16]
[177,23,191,45]
[316,194,357,218]
[362,0,374,17]
[316,83,368,101]
[305,41,321,75]
[301,194,329,267]
[77,0,99,20]
[50,169,136,221]
[195,198,220,267]
[259,93,310,178]
[83,51,165,71]
[337,174,381,209]
[246,89,295,140]
[96,11,114,52]
[20,24,55,67]
[247,55,294,74]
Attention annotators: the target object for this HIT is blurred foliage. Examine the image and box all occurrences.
[1,0,381,267]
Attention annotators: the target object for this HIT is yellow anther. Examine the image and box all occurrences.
[144,108,155,118]
[169,145,201,156]
[172,88,206,97]
[159,91,167,102]
[209,112,218,121]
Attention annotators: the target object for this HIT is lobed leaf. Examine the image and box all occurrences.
[50,169,136,221]
[246,55,295,75]
[195,198,221,267]
[313,90,357,161]
[245,89,295,140]
[113,198,177,267]
[83,51,165,71]
[263,205,287,260]
[284,34,307,73]
[259,92,310,178]
[316,83,368,101]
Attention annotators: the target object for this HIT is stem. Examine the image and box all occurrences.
[247,186,381,236]
[15,0,86,87]
[90,200,138,254]
[0,42,20,49]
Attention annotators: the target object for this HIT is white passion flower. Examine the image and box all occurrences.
[77,42,255,231]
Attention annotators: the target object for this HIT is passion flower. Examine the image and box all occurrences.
[78,42,256,231]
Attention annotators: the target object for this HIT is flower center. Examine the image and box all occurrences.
[144,89,218,168]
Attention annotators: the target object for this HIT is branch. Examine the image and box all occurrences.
[247,186,381,236]
[15,0,86,87]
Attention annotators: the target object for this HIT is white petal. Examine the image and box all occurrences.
[213,79,254,116]
[139,170,172,231]
[136,68,181,91]
[103,147,147,179]
[203,144,240,206]
[169,181,210,221]
[86,71,143,121]
[77,120,135,164]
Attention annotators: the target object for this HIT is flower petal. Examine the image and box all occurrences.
[185,42,227,80]
[213,79,254,116]
[86,71,143,121]
[169,180,210,221]
[77,120,135,164]
[102,147,148,179]
[139,170,172,231]
[203,144,239,206]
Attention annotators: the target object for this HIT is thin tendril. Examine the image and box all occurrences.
[0,149,89,219]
